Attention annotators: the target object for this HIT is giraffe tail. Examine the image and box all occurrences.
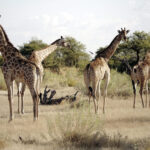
[89,86,93,96]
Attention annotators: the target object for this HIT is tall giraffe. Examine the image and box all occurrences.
[130,52,150,108]
[16,36,69,114]
[0,25,41,121]
[84,28,129,113]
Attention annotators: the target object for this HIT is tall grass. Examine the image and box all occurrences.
[0,67,133,97]
[107,70,133,98]
[0,69,6,90]
[43,68,133,98]
[43,67,84,90]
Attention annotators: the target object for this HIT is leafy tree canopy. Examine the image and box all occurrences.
[18,36,90,71]
[19,37,48,58]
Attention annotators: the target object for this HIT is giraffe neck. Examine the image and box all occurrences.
[30,44,58,63]
[97,34,122,61]
[1,43,25,61]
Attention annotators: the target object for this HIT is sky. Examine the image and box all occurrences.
[0,0,150,55]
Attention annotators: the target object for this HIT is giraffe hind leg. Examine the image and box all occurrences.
[102,71,110,114]
[139,83,145,108]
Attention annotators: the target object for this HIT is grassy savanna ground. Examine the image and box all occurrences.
[0,68,150,150]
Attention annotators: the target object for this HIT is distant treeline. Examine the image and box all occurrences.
[0,31,150,73]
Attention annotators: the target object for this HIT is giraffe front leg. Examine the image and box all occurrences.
[102,71,110,114]
[132,80,136,108]
[7,84,14,121]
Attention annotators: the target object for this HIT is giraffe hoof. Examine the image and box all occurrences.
[8,117,14,122]
[21,110,24,114]
[33,117,38,122]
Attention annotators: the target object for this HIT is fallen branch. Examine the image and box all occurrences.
[39,86,79,105]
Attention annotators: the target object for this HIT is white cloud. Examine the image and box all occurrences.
[1,0,150,53]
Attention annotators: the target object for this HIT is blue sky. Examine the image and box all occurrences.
[0,0,150,54]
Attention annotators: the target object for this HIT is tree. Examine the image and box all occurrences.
[43,36,90,70]
[19,36,90,71]
[19,38,48,58]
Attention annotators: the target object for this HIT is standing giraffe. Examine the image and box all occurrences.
[16,36,69,114]
[114,56,147,108]
[84,28,129,114]
[0,25,41,121]
[130,52,150,108]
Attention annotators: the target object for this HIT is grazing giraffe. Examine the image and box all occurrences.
[130,52,150,108]
[16,36,69,114]
[84,28,129,114]
[0,24,41,121]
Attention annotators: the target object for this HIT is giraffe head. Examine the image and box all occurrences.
[0,25,8,49]
[51,36,70,48]
[118,28,130,41]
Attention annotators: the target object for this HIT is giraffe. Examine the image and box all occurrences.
[120,59,143,108]
[16,36,69,114]
[130,52,150,108]
[0,24,41,121]
[84,28,129,114]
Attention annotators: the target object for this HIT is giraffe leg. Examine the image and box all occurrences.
[96,80,101,114]
[16,82,21,114]
[92,80,99,114]
[21,84,26,114]
[102,71,110,114]
[145,81,148,108]
[27,84,38,121]
[7,83,14,121]
[139,81,145,108]
[17,90,20,114]
[132,80,136,108]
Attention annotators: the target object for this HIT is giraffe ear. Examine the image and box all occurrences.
[126,30,130,34]
[118,30,121,34]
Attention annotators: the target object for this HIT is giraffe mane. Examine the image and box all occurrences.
[95,35,119,59]
[0,25,10,44]
[50,39,60,45]
[0,24,15,48]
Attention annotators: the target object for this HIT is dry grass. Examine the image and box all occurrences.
[0,87,150,150]
[42,68,133,98]
[0,67,133,97]
[0,68,150,149]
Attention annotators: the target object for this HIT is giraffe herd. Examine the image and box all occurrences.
[0,24,149,121]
